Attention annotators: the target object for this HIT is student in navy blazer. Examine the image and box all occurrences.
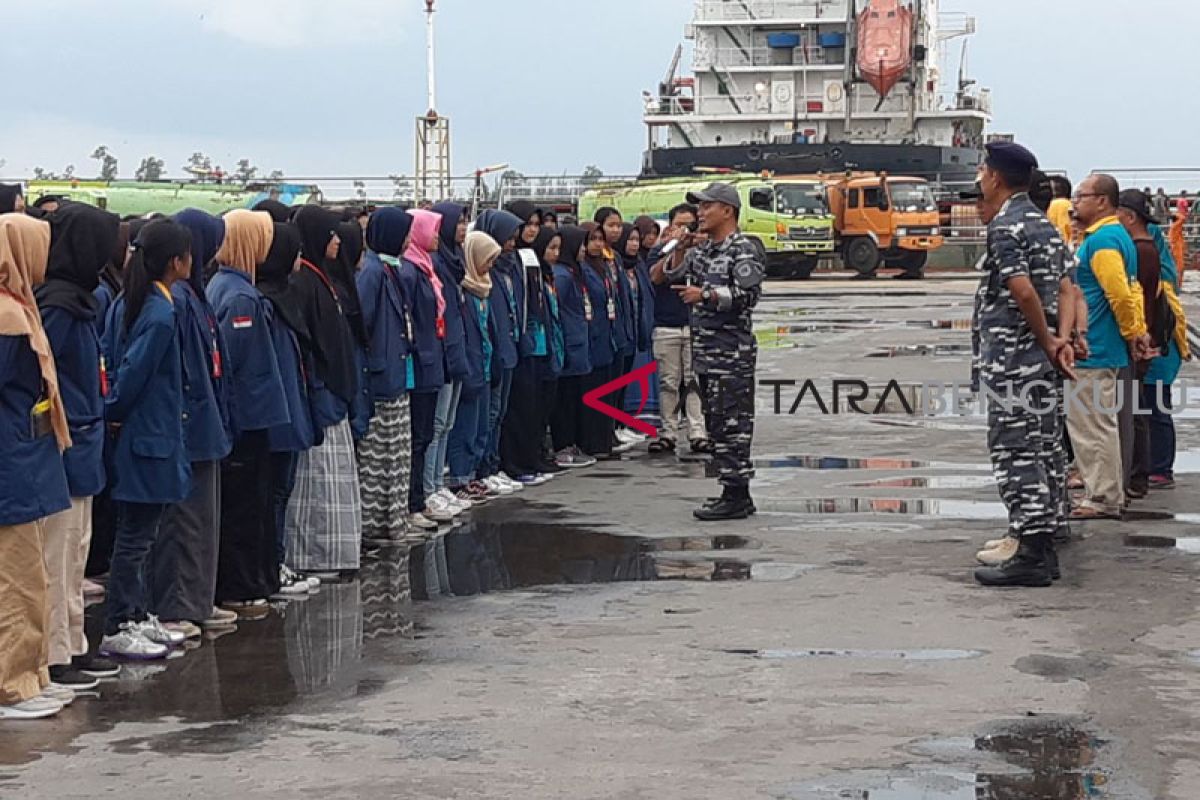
[0,213,74,717]
[356,207,415,540]
[550,226,596,460]
[36,202,121,681]
[100,220,192,660]
[399,209,449,524]
[579,225,618,458]
[205,210,286,609]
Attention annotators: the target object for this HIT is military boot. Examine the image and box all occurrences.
[974,534,1054,588]
[1046,540,1061,581]
[976,536,1018,566]
[695,486,754,521]
[704,486,756,515]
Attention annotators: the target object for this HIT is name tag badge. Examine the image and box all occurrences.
[232,316,253,330]
[519,250,541,270]
[606,296,617,321]
[583,294,594,322]
[212,344,223,379]
[31,398,52,439]
[405,315,414,343]
[99,356,110,397]
[436,316,446,340]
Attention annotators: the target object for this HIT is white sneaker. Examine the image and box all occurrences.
[432,489,461,516]
[0,695,63,720]
[439,488,471,514]
[42,684,76,706]
[497,472,525,491]
[483,476,514,496]
[137,615,186,646]
[272,567,310,599]
[283,565,320,593]
[424,497,456,522]
[99,623,169,660]
[408,512,439,530]
[163,620,202,639]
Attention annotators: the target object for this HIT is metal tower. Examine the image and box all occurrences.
[415,0,451,202]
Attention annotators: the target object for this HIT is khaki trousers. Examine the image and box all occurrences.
[1066,368,1124,515]
[653,326,706,443]
[42,497,93,666]
[0,519,51,704]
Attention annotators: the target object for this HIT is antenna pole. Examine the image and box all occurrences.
[425,0,437,112]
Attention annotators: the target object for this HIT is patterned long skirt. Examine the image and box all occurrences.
[286,418,363,572]
[355,395,412,543]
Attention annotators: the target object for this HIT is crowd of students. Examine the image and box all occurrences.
[0,192,708,721]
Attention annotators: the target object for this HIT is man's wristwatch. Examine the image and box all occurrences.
[701,287,713,305]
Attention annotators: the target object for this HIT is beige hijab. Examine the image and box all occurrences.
[0,213,70,450]
[214,209,274,279]
[462,231,499,299]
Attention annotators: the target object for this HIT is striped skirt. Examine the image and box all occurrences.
[286,418,362,572]
[356,395,412,542]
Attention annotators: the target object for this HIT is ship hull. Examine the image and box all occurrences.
[642,142,982,188]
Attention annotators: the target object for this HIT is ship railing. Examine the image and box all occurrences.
[695,44,832,69]
[694,0,849,24]
[495,175,643,209]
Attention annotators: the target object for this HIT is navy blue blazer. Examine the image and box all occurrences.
[104,290,190,504]
[612,262,635,357]
[356,252,412,402]
[266,313,319,454]
[581,263,616,370]
[94,283,116,340]
[432,251,470,382]
[631,260,656,353]
[552,265,592,378]
[40,306,105,497]
[489,259,520,371]
[172,281,233,463]
[207,268,290,436]
[460,292,489,395]
[398,260,446,393]
[0,335,71,526]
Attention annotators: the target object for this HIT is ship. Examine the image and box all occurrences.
[641,0,990,190]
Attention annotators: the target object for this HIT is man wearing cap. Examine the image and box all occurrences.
[971,142,1078,588]
[663,182,764,521]
[1067,174,1153,523]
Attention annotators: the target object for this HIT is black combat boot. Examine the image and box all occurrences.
[695,485,753,521]
[974,534,1054,588]
[1046,540,1061,581]
[703,486,756,515]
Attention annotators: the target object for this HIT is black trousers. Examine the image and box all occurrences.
[216,430,279,603]
[409,390,438,513]
[501,356,548,475]
[552,375,585,453]
[539,378,559,460]
[579,363,617,457]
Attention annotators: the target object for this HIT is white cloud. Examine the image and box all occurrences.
[196,0,413,48]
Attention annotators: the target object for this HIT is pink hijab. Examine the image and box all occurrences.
[404,209,445,319]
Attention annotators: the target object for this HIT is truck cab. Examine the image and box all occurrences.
[824,174,944,275]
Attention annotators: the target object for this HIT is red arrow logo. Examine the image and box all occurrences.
[583,360,659,438]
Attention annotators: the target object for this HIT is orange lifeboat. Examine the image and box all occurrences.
[856,0,913,99]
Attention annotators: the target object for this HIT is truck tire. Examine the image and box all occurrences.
[885,250,929,272]
[844,237,880,275]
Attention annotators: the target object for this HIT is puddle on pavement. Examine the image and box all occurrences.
[726,648,984,662]
[867,343,974,358]
[783,718,1110,799]
[842,475,996,490]
[407,522,802,600]
[909,318,974,330]
[769,497,1008,520]
[749,455,991,471]
[0,553,419,766]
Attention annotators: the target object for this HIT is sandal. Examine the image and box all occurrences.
[690,438,713,454]
[648,438,676,454]
[1069,506,1121,521]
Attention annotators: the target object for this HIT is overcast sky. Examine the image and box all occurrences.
[2,0,1197,189]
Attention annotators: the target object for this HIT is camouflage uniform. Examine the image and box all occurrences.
[666,232,764,487]
[972,193,1071,540]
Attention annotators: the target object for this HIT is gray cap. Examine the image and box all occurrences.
[686,182,741,211]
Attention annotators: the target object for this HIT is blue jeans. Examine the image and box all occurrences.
[105,501,167,635]
[448,387,489,488]
[482,368,514,477]
[1145,382,1176,477]
[424,381,463,495]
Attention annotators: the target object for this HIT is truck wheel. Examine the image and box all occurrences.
[844,238,880,275]
[885,250,928,272]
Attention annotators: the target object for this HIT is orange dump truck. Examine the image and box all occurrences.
[818,172,945,275]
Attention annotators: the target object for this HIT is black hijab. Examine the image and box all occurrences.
[556,226,587,274]
[100,221,131,296]
[257,222,308,344]
[0,184,22,213]
[431,202,466,283]
[531,227,561,280]
[36,202,121,319]
[503,200,541,229]
[253,199,292,223]
[615,223,640,270]
[331,220,367,347]
[290,206,359,405]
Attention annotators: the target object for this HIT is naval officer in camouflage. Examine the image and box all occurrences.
[971,142,1079,588]
[663,182,764,521]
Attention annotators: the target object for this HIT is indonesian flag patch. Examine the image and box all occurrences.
[232,316,253,329]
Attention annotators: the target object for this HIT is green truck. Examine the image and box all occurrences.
[578,174,835,278]
[24,180,322,218]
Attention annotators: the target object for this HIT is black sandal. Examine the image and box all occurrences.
[690,438,713,454]
[649,438,676,454]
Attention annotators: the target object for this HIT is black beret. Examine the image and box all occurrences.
[985,141,1039,173]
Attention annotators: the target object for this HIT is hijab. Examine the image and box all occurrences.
[331,220,367,347]
[403,209,446,319]
[462,231,498,299]
[173,209,226,299]
[256,222,308,342]
[100,221,131,296]
[431,202,467,283]
[365,207,413,258]
[615,223,640,270]
[36,202,121,319]
[555,226,588,274]
[474,209,522,249]
[531,227,561,279]
[503,200,541,229]
[253,199,292,223]
[290,205,359,404]
[214,209,273,279]
[0,184,23,214]
[633,215,659,254]
[0,213,70,449]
